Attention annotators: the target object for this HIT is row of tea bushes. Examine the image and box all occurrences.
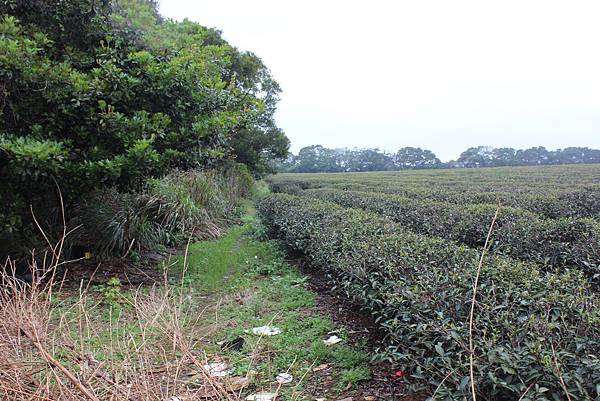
[267,170,600,220]
[318,182,600,221]
[267,165,600,194]
[257,193,600,400]
[301,189,600,284]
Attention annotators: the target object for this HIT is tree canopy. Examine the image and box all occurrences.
[455,146,600,168]
[0,0,289,249]
[280,146,441,173]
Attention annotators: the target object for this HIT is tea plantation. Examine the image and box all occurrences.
[259,165,600,400]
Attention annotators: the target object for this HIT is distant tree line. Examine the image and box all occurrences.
[279,145,600,173]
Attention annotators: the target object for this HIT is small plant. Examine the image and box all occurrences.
[333,345,370,369]
[310,340,332,362]
[338,366,371,389]
[97,277,125,309]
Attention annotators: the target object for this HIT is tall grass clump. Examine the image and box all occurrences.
[71,164,254,258]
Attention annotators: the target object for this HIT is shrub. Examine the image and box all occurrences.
[301,189,600,283]
[258,193,600,400]
[267,168,600,220]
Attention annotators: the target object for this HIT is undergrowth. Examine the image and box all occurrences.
[69,164,254,259]
[0,203,370,400]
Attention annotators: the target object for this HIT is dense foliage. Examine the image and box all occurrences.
[280,145,441,172]
[457,146,600,168]
[280,145,600,173]
[298,189,600,283]
[0,0,288,256]
[262,166,600,398]
[258,193,600,400]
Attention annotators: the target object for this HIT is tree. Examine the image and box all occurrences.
[344,149,393,172]
[457,146,494,168]
[553,147,600,164]
[289,145,341,173]
[0,0,288,250]
[394,147,441,169]
[515,147,553,165]
[490,147,517,166]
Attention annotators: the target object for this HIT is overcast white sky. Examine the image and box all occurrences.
[160,0,600,161]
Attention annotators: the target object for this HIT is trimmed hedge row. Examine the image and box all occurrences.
[322,183,600,220]
[267,173,600,220]
[302,189,600,283]
[258,193,600,400]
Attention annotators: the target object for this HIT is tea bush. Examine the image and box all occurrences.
[267,166,600,219]
[258,193,600,400]
[302,189,600,283]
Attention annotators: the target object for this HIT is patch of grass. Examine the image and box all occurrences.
[338,366,371,389]
[173,225,246,290]
[333,344,370,369]
[34,208,373,399]
[310,340,332,362]
[171,212,373,397]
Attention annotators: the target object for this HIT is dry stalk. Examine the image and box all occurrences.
[468,205,500,401]
[550,344,573,401]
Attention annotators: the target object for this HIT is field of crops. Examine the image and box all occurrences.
[258,165,600,400]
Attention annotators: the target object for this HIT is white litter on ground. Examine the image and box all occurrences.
[202,362,232,377]
[323,335,342,345]
[246,392,278,401]
[275,372,293,384]
[251,325,282,336]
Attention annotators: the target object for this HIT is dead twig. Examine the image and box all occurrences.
[468,205,500,401]
[551,344,573,401]
[22,326,99,401]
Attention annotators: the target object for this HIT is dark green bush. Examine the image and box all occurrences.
[258,193,600,400]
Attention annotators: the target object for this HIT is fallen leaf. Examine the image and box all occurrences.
[364,397,377,401]
[313,363,331,372]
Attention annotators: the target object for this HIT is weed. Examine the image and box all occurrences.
[96,277,126,309]
[338,366,371,389]
[333,345,370,369]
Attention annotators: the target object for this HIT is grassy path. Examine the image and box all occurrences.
[6,205,379,400]
[171,208,373,399]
